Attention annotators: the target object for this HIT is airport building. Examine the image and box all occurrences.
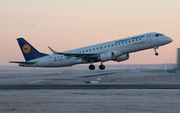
[177,48,180,69]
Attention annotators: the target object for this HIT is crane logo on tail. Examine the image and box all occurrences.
[22,44,31,54]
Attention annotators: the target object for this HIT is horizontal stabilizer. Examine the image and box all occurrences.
[9,61,36,64]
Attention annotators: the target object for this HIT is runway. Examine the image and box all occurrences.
[1,84,180,89]
[1,67,180,89]
[1,66,180,113]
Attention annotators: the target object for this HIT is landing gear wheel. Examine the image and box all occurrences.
[89,65,95,70]
[155,52,159,56]
[99,65,105,70]
[153,47,159,56]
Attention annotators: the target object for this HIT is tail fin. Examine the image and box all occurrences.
[17,38,49,61]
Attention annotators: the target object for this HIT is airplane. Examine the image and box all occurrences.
[9,32,173,70]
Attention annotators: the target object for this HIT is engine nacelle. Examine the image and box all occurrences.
[115,53,129,62]
[100,51,115,62]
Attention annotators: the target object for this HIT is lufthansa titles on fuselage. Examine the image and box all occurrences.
[115,35,145,44]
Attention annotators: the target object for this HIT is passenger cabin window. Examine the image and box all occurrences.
[86,50,88,52]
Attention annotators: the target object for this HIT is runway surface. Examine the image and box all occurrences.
[1,67,180,89]
[1,84,180,89]
[1,66,180,113]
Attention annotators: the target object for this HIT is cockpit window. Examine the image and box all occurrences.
[155,34,159,37]
[155,33,164,37]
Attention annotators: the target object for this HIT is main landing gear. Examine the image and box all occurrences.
[89,62,105,70]
[99,62,105,70]
[89,61,95,70]
[153,47,159,56]
[89,64,95,70]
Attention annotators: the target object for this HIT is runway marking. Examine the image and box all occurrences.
[1,84,180,89]
[78,72,117,78]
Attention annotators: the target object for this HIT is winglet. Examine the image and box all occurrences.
[48,46,58,54]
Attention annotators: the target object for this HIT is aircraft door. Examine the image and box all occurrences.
[48,57,52,65]
[147,35,151,43]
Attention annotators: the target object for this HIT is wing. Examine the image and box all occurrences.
[9,61,36,64]
[48,46,100,60]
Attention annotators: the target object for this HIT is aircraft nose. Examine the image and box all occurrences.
[167,37,173,43]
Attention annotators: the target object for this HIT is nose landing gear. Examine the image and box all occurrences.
[153,47,159,56]
[155,52,159,56]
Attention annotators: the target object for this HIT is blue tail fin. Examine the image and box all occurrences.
[17,38,49,61]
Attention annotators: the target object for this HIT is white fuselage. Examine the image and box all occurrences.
[20,32,172,67]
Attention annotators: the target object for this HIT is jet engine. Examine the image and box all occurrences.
[114,53,129,62]
[100,51,115,62]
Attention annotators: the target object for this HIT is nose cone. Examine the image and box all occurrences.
[167,37,173,43]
